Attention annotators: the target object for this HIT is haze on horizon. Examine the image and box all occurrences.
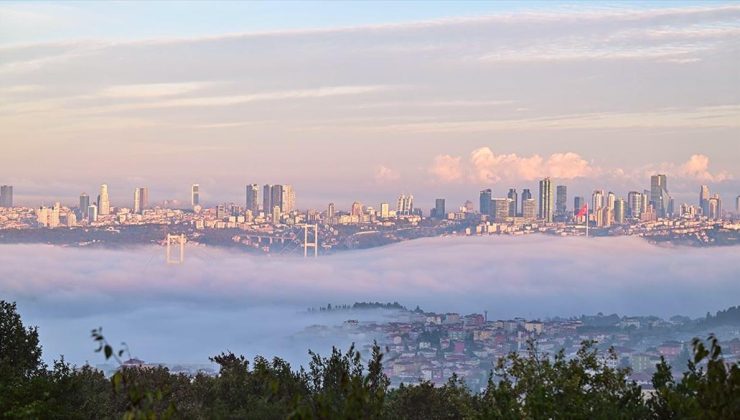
[1,1,739,208]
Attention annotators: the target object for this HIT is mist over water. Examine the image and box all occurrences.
[1,235,738,366]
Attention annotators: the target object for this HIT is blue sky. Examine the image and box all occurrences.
[2,1,732,45]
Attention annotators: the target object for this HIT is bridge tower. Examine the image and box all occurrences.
[302,224,318,258]
[166,234,185,264]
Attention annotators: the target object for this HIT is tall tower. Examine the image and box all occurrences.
[270,185,284,212]
[98,184,110,215]
[246,184,260,213]
[650,174,669,218]
[434,198,446,219]
[133,187,148,214]
[282,185,295,213]
[0,185,12,208]
[191,184,200,207]
[507,188,518,217]
[627,191,643,218]
[479,189,492,216]
[700,185,710,216]
[592,190,604,212]
[614,198,626,224]
[538,177,554,222]
[263,184,272,214]
[79,193,90,220]
[556,185,567,216]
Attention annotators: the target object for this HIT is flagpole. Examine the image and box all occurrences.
[586,203,589,238]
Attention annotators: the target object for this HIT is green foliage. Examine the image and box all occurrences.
[1,300,739,419]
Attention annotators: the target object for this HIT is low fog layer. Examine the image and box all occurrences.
[1,236,738,365]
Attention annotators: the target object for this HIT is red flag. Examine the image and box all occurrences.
[576,204,588,217]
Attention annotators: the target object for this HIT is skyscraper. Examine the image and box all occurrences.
[282,185,295,213]
[133,187,148,214]
[520,189,532,217]
[700,185,710,216]
[574,196,585,214]
[87,204,98,222]
[606,191,616,210]
[491,198,511,222]
[556,185,567,216]
[650,174,669,218]
[246,184,260,213]
[97,184,110,215]
[592,190,604,213]
[327,202,336,219]
[522,198,536,220]
[271,185,284,212]
[434,199,445,219]
[479,189,492,216]
[397,194,414,215]
[736,195,740,214]
[380,202,389,218]
[79,193,90,220]
[263,184,272,213]
[627,191,643,218]
[191,184,200,207]
[0,185,13,208]
[507,188,518,217]
[708,195,721,220]
[538,177,554,222]
[614,198,626,224]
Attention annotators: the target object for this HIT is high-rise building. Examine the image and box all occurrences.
[270,185,283,212]
[191,184,200,207]
[380,202,389,219]
[606,192,616,210]
[79,193,90,220]
[97,184,110,215]
[479,189,492,216]
[627,191,643,218]
[708,195,721,220]
[491,198,511,222]
[133,187,148,214]
[272,205,281,224]
[246,184,260,214]
[350,201,363,217]
[574,196,585,215]
[282,185,295,213]
[522,198,536,220]
[520,189,532,217]
[434,199,446,219]
[507,188,518,217]
[700,185,710,216]
[538,178,554,222]
[736,195,740,214]
[0,185,13,208]
[556,185,567,216]
[614,198,626,224]
[592,190,604,213]
[327,202,335,219]
[50,202,61,228]
[263,185,272,213]
[397,194,414,215]
[650,174,669,218]
[87,204,98,222]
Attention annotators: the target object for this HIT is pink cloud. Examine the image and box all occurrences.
[374,165,400,183]
[429,154,463,182]
[680,154,731,182]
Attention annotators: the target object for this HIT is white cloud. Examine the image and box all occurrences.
[679,154,732,182]
[429,154,463,183]
[98,82,217,98]
[374,165,400,183]
[430,147,595,184]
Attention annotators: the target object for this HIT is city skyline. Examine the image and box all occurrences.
[1,2,738,207]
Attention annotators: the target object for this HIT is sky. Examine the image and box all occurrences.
[3,235,739,365]
[1,1,739,209]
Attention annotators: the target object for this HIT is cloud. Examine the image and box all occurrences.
[430,147,594,184]
[97,82,217,98]
[429,155,462,183]
[1,236,738,365]
[679,154,732,182]
[374,165,400,183]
